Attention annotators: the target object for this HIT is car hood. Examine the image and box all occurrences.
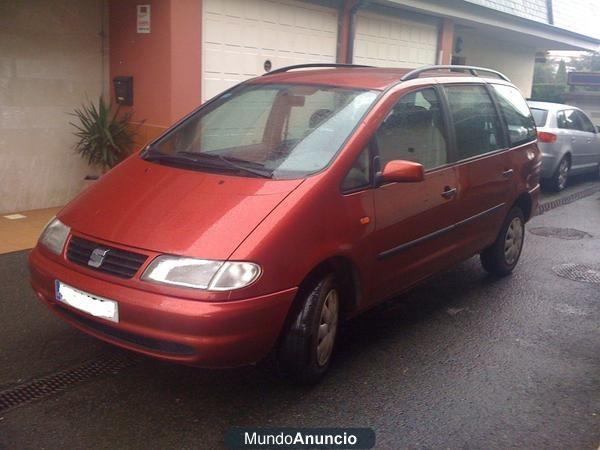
[58,156,303,259]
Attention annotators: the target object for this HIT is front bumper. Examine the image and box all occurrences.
[29,247,296,368]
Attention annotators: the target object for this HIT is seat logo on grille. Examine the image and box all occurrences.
[88,247,110,268]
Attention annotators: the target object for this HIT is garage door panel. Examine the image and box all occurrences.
[202,0,337,101]
[353,11,438,68]
[260,3,279,23]
[204,17,223,44]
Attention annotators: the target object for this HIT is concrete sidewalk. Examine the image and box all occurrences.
[0,207,61,254]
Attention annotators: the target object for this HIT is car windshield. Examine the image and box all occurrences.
[530,108,548,127]
[143,84,378,179]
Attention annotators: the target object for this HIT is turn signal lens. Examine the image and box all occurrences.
[39,217,71,255]
[209,262,261,291]
[537,131,557,143]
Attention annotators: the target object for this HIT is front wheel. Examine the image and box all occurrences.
[481,207,525,276]
[276,274,340,384]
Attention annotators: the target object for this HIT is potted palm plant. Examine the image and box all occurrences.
[70,97,138,190]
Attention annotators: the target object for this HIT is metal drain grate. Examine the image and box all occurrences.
[529,227,592,240]
[538,186,600,214]
[0,351,143,413]
[552,263,600,284]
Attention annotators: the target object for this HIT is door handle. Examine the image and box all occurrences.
[571,137,577,143]
[502,168,514,178]
[587,138,592,143]
[441,186,457,199]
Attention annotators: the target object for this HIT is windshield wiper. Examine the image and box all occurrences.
[216,155,273,179]
[144,150,273,179]
[142,153,226,170]
[176,151,273,179]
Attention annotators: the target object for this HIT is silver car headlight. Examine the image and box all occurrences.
[39,217,71,255]
[141,256,261,291]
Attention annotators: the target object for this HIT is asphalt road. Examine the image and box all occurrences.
[1,178,599,449]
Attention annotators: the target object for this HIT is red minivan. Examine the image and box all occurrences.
[29,65,541,383]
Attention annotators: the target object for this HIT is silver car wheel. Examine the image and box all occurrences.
[504,217,524,265]
[557,158,569,190]
[316,288,339,367]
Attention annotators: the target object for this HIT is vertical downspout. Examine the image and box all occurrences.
[99,0,109,100]
[346,0,368,64]
[336,2,345,63]
[546,0,554,24]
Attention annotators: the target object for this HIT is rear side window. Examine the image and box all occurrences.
[444,85,505,160]
[557,110,582,130]
[492,85,537,146]
[530,108,548,127]
[374,88,448,170]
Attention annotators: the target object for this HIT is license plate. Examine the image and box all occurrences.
[55,281,119,323]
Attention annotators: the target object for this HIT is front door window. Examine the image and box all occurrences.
[374,88,448,170]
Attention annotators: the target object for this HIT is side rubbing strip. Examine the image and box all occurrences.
[377,203,506,260]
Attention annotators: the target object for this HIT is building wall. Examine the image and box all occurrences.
[455,28,536,97]
[463,0,548,23]
[109,0,172,139]
[0,0,105,214]
[108,0,202,146]
[552,0,600,40]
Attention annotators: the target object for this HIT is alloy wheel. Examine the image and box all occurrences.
[504,217,524,265]
[316,289,339,367]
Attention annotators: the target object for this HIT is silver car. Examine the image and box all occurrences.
[527,101,600,191]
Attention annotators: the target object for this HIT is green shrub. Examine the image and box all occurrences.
[70,98,138,171]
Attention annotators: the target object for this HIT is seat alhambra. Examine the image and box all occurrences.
[29,64,541,383]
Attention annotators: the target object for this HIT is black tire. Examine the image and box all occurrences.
[480,207,525,276]
[276,274,340,384]
[550,155,570,192]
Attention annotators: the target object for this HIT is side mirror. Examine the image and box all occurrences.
[376,160,425,185]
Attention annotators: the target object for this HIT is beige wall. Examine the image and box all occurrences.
[0,0,105,214]
[454,28,536,98]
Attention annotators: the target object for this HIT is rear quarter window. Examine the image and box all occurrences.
[574,110,596,133]
[491,84,537,147]
[530,108,548,127]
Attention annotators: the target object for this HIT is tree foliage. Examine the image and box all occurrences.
[572,52,600,72]
[532,52,600,102]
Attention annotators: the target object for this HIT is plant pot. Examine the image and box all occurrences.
[80,174,100,193]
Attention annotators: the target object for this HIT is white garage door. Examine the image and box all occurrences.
[353,12,438,68]
[202,0,338,101]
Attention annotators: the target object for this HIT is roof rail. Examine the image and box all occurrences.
[263,63,373,76]
[400,65,511,82]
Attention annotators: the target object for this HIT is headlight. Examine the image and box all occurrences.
[39,217,71,255]
[142,256,261,291]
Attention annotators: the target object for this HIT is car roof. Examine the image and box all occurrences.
[527,101,580,112]
[247,67,510,91]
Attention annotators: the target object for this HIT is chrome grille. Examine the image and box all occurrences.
[66,236,147,279]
